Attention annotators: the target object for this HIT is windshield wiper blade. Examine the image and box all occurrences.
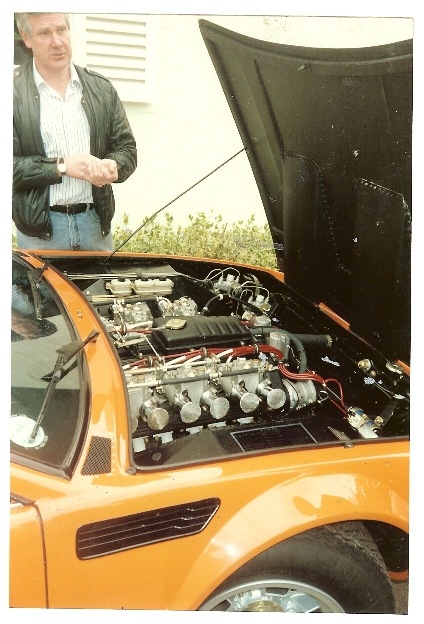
[28,260,51,319]
[28,260,51,284]
[41,359,78,383]
[30,330,99,441]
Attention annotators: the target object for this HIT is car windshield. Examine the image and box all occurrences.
[11,257,86,476]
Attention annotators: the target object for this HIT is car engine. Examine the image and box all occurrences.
[65,259,410,468]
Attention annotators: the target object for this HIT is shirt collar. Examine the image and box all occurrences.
[33,60,81,91]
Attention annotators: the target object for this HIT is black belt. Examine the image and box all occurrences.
[50,203,94,215]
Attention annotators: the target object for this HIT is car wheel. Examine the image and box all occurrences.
[198,521,395,613]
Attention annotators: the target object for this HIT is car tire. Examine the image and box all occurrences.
[198,521,395,613]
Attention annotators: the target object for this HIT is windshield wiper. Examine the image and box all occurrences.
[30,329,99,441]
[28,260,51,319]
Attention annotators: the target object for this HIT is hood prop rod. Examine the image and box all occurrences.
[107,147,246,259]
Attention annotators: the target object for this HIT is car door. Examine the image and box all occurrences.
[10,498,47,608]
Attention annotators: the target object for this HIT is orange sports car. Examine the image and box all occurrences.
[10,21,411,612]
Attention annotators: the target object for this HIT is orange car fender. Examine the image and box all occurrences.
[174,470,408,610]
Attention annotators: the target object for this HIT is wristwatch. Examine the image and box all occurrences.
[58,158,67,176]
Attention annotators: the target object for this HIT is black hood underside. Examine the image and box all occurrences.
[199,20,412,363]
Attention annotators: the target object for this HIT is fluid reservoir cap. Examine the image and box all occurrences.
[180,402,202,423]
[165,318,187,330]
[147,407,170,431]
[10,415,46,448]
[210,397,230,420]
[240,392,260,413]
[109,278,133,296]
[266,388,286,410]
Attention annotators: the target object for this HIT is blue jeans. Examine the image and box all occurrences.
[16,208,114,251]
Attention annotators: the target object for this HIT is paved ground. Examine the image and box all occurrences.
[393,580,408,614]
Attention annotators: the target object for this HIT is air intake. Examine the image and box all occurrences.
[76,497,220,559]
[81,436,112,475]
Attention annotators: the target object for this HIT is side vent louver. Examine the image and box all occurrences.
[81,436,112,475]
[76,497,220,559]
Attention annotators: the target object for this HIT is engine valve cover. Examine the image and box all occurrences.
[151,315,252,353]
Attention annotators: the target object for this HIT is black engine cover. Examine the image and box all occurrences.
[151,315,252,353]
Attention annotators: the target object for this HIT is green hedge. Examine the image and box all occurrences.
[12,211,279,271]
[113,211,278,269]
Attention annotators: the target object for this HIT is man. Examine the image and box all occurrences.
[13,13,137,251]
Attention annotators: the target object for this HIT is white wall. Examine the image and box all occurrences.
[111,15,263,233]
[106,14,413,233]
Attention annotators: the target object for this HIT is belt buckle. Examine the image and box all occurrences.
[63,203,90,214]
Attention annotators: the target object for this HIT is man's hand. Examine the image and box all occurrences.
[101,158,118,182]
[62,155,118,187]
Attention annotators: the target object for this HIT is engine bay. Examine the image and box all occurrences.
[62,258,410,468]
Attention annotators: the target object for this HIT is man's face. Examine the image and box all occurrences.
[20,13,72,75]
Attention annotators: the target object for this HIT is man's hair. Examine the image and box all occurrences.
[15,13,70,37]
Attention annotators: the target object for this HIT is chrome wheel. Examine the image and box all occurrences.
[199,523,396,613]
[199,579,345,612]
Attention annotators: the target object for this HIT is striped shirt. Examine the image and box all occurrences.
[33,60,93,206]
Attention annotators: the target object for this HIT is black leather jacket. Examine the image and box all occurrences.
[13,62,137,239]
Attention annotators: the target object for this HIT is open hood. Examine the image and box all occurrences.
[199,20,412,363]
